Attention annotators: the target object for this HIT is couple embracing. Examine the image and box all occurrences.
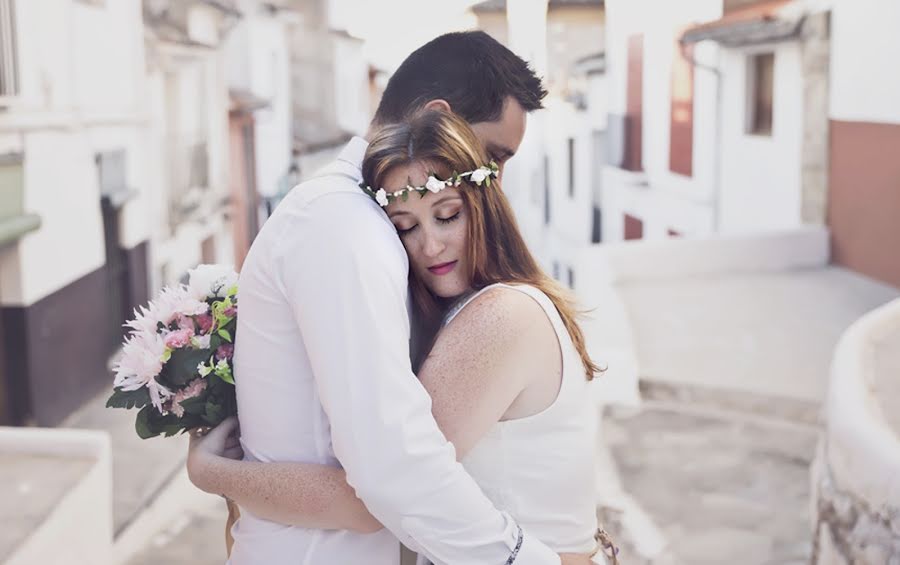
[187,30,613,565]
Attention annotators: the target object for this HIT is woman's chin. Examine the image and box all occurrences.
[427,282,469,301]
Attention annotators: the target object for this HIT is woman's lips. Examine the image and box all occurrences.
[428,261,457,275]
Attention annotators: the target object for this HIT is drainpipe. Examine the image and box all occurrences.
[679,39,723,233]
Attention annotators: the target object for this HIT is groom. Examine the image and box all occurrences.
[189,31,585,565]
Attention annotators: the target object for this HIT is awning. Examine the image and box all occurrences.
[681,0,805,47]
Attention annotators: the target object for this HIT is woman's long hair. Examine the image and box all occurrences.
[362,109,602,380]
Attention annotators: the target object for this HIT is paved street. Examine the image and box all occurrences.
[602,401,818,565]
[126,493,228,565]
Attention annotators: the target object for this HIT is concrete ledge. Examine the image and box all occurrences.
[573,227,830,408]
[812,297,900,563]
[0,427,113,565]
[586,226,830,283]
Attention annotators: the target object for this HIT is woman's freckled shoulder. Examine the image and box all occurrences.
[451,286,546,341]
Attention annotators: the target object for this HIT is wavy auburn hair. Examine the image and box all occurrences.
[361,109,601,380]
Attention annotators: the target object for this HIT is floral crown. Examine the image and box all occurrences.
[360,161,500,207]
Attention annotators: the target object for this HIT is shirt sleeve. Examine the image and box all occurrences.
[276,192,560,565]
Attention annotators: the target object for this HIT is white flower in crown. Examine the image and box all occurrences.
[375,188,389,207]
[425,176,445,193]
[470,168,488,184]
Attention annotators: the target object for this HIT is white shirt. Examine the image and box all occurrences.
[230,137,561,565]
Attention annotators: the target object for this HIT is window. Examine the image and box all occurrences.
[567,137,575,197]
[0,0,19,100]
[747,53,774,136]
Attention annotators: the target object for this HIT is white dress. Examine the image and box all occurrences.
[416,283,603,565]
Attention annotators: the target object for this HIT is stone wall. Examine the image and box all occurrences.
[811,298,900,564]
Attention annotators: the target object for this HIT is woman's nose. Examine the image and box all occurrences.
[421,229,446,258]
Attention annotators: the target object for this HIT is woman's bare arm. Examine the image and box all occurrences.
[417,287,556,458]
[187,287,554,532]
[187,418,382,533]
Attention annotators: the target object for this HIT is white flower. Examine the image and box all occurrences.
[114,331,167,391]
[197,361,213,377]
[155,286,209,324]
[470,168,488,184]
[125,303,161,335]
[189,264,238,299]
[147,378,173,412]
[425,176,446,193]
[375,188,389,207]
[191,334,211,349]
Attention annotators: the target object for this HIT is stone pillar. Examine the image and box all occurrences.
[799,11,831,225]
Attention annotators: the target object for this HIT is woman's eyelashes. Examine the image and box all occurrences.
[395,211,461,236]
[437,211,461,225]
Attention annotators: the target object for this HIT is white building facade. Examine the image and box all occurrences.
[0,0,152,425]
[474,0,606,288]
[143,0,238,289]
[602,0,836,242]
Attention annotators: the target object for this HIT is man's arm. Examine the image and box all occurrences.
[280,193,559,565]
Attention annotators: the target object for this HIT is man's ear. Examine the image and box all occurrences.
[422,99,452,113]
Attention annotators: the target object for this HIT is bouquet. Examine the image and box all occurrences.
[106,264,239,439]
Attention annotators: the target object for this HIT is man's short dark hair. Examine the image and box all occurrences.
[373,31,547,125]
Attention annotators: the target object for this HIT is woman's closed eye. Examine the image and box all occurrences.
[397,224,417,236]
[396,211,460,236]
[437,211,461,225]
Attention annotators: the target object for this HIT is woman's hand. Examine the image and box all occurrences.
[559,553,595,565]
[187,417,243,493]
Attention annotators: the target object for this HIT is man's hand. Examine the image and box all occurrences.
[187,417,243,493]
[559,553,594,565]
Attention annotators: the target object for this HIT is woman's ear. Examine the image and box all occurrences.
[422,99,452,113]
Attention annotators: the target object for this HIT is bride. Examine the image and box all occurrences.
[189,108,614,564]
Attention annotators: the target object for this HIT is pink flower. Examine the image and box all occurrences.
[167,378,208,418]
[175,314,194,332]
[164,328,194,349]
[223,306,237,318]
[215,344,234,361]
[196,314,214,334]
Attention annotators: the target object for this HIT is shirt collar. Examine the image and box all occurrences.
[337,136,369,172]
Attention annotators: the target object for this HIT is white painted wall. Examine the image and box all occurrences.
[225,3,294,198]
[830,0,900,125]
[601,0,722,244]
[0,0,150,306]
[144,6,235,289]
[332,34,371,137]
[719,42,804,233]
[504,0,550,263]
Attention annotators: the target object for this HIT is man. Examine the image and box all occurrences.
[188,31,588,565]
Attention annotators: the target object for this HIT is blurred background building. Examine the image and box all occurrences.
[1,0,898,563]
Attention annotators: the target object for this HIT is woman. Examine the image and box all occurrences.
[190,109,615,564]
